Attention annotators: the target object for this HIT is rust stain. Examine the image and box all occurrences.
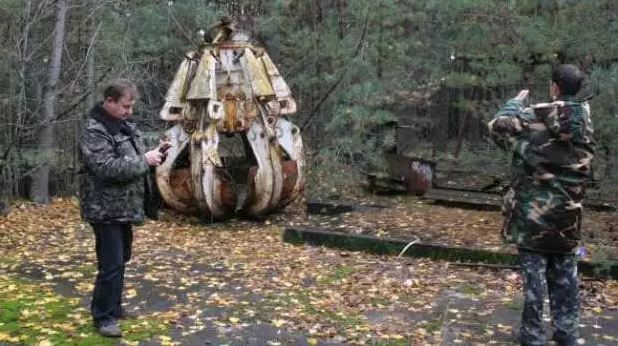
[277,160,299,209]
[240,166,259,212]
[215,167,237,215]
[169,168,193,204]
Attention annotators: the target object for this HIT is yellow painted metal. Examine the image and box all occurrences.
[242,48,275,99]
[186,49,217,101]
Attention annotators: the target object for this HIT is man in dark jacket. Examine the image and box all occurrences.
[488,65,595,346]
[79,79,168,337]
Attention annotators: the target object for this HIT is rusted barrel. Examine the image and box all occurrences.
[404,157,436,195]
[382,153,436,195]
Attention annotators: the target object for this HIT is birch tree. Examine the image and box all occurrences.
[30,0,68,204]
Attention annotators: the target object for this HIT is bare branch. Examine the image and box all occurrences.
[167,4,194,44]
[53,66,113,122]
[65,20,102,93]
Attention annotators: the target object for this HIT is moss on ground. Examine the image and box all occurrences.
[0,274,171,345]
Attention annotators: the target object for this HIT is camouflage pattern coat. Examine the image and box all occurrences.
[79,103,150,224]
[488,96,595,253]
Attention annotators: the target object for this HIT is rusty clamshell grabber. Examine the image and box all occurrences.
[155,16,305,220]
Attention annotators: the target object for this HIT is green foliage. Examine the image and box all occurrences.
[2,0,618,200]
[588,68,618,147]
[269,0,618,194]
[305,148,366,199]
[484,62,522,87]
[587,67,618,180]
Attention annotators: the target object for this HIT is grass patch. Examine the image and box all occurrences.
[371,341,409,346]
[367,296,392,306]
[0,274,170,345]
[72,265,96,277]
[189,225,205,235]
[0,258,18,270]
[503,300,522,311]
[460,283,481,296]
[324,265,356,283]
[421,318,443,333]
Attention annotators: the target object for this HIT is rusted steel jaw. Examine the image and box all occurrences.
[156,17,305,220]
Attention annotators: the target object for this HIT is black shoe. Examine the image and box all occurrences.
[513,329,528,345]
[513,328,544,346]
[97,322,122,338]
[551,334,578,346]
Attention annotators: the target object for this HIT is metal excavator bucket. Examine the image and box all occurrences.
[155,15,305,221]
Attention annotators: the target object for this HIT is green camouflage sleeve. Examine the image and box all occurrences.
[80,129,149,182]
[542,101,593,141]
[488,98,535,152]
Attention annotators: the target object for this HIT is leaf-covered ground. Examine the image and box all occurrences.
[298,195,618,260]
[0,198,617,345]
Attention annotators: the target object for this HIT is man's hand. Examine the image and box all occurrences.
[514,89,529,101]
[144,150,164,166]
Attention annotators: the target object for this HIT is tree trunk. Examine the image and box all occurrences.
[86,21,96,111]
[30,0,68,204]
[77,4,98,186]
[336,0,346,39]
[19,0,33,126]
[429,87,450,152]
[454,111,469,159]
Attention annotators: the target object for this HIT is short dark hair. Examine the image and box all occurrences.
[551,64,584,96]
[103,79,137,101]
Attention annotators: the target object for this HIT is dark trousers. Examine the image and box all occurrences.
[518,248,579,345]
[91,223,133,326]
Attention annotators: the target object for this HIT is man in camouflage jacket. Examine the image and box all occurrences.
[79,79,168,338]
[488,65,595,346]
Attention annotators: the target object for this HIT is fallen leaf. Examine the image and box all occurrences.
[126,289,137,299]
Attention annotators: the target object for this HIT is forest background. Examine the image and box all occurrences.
[1,0,617,210]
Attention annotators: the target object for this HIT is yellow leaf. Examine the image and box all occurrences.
[38,340,54,346]
[160,311,181,321]
[144,273,159,282]
[74,282,94,293]
[0,332,11,341]
[271,319,286,328]
[414,328,427,336]
[307,338,318,345]
[126,289,137,299]
[229,317,240,323]
[60,271,83,279]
